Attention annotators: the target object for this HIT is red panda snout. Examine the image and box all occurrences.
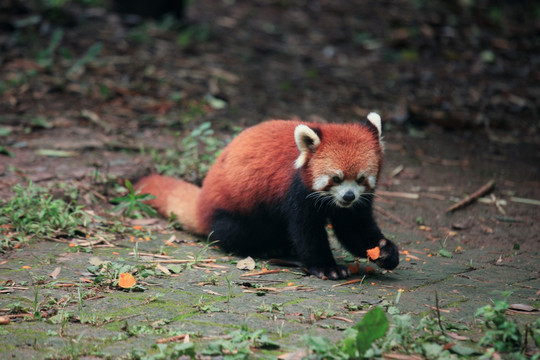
[330,180,366,208]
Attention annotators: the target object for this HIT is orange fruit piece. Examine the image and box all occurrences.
[118,273,136,288]
[347,263,360,274]
[366,246,380,261]
[364,265,376,274]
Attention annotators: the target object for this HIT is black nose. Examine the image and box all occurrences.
[343,191,355,203]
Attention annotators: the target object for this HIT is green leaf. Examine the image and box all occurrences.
[340,328,359,358]
[0,145,14,157]
[254,335,280,349]
[422,343,443,358]
[438,249,453,258]
[167,265,184,274]
[449,343,481,356]
[354,307,389,357]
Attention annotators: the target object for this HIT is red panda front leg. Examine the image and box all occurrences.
[330,204,400,270]
[287,215,350,280]
[285,178,350,280]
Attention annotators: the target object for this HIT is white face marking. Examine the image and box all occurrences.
[368,175,376,188]
[312,170,377,208]
[330,180,363,208]
[313,175,330,190]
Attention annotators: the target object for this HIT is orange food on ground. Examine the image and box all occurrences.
[347,263,360,274]
[364,265,376,274]
[366,246,380,260]
[118,273,136,288]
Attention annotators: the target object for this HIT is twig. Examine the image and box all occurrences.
[378,190,419,199]
[435,291,445,335]
[128,252,172,259]
[329,316,353,323]
[424,304,451,313]
[374,205,410,228]
[445,180,495,213]
[510,196,540,206]
[156,334,188,344]
[389,165,404,178]
[145,259,216,264]
[332,277,365,288]
[6,313,33,319]
[54,283,76,288]
[193,263,229,269]
[239,269,281,277]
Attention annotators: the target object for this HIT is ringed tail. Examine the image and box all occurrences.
[134,174,204,235]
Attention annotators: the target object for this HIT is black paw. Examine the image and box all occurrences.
[308,265,350,280]
[373,238,399,270]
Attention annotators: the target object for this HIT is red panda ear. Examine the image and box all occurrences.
[367,112,382,137]
[294,124,321,169]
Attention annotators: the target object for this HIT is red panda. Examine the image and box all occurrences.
[135,113,399,279]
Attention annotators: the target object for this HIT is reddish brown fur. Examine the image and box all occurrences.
[136,120,382,235]
[306,124,383,185]
[196,121,302,233]
[135,174,202,234]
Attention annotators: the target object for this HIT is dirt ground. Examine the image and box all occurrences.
[0,0,539,358]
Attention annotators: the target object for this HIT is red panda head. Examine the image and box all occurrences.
[294,113,384,208]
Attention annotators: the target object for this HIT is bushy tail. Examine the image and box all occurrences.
[134,174,204,235]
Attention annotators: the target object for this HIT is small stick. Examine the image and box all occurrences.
[374,205,410,228]
[54,283,76,288]
[145,259,216,264]
[446,180,495,213]
[329,316,353,323]
[424,304,451,313]
[332,278,364,288]
[435,291,445,334]
[378,190,419,199]
[129,252,172,259]
[194,263,229,269]
[239,269,281,277]
[510,196,540,206]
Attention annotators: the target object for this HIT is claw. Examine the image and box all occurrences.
[308,265,350,280]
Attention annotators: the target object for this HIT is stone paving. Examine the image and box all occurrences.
[1,225,538,358]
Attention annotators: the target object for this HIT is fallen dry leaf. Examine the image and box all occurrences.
[89,256,107,266]
[446,331,471,341]
[49,267,61,279]
[156,334,188,344]
[236,256,256,271]
[329,316,353,323]
[508,303,538,313]
[156,263,171,275]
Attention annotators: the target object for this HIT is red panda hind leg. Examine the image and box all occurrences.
[134,174,204,235]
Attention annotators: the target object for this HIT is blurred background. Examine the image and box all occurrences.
[0,1,539,242]
[1,0,538,133]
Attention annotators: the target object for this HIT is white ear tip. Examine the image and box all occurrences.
[367,112,382,136]
[294,124,310,136]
